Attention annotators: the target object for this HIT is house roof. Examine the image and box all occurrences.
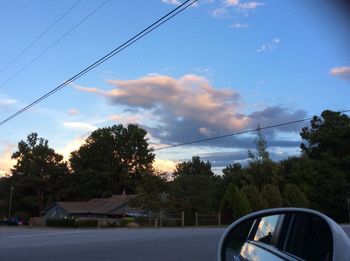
[46,194,137,215]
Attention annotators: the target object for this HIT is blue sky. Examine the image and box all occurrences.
[0,0,349,175]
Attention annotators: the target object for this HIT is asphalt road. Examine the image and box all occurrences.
[0,227,225,261]
[1,226,349,261]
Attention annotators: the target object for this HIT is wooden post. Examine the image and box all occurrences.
[181,211,185,227]
[149,211,152,227]
[160,210,163,227]
[218,212,221,226]
[195,212,198,227]
[154,214,158,228]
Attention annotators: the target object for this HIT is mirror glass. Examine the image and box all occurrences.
[222,212,332,261]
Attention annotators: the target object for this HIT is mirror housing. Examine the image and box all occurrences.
[218,208,350,261]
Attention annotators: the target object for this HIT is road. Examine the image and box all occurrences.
[1,225,349,261]
[0,227,225,261]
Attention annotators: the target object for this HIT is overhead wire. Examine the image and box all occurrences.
[0,0,110,89]
[0,0,82,74]
[154,109,350,151]
[0,0,198,127]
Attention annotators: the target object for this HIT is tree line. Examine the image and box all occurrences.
[0,110,349,223]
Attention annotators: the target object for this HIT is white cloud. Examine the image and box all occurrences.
[63,121,97,132]
[212,7,228,17]
[330,66,350,81]
[212,1,265,18]
[68,108,79,116]
[0,142,16,177]
[230,23,249,29]
[238,1,265,9]
[0,98,18,107]
[57,135,87,160]
[225,0,240,6]
[256,37,281,53]
[161,0,181,5]
[154,158,177,173]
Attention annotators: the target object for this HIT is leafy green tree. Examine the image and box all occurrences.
[221,163,252,190]
[241,184,268,211]
[248,125,269,162]
[169,156,219,224]
[173,156,214,178]
[261,184,282,208]
[299,110,350,222]
[130,172,169,213]
[282,183,309,208]
[246,129,281,188]
[300,110,350,162]
[220,184,251,223]
[10,133,68,216]
[68,124,155,199]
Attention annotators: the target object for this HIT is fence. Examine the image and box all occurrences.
[140,211,222,227]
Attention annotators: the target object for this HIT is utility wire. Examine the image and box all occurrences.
[0,0,82,74]
[0,0,198,127]
[0,0,109,89]
[154,109,350,151]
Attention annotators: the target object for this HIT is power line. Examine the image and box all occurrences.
[0,0,109,89]
[0,0,82,74]
[0,0,198,127]
[154,109,350,151]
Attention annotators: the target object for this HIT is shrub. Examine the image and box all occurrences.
[134,216,149,226]
[121,217,135,227]
[75,219,98,227]
[46,218,75,227]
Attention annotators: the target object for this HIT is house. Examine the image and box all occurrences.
[43,194,146,220]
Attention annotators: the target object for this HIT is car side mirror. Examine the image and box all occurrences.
[218,208,350,261]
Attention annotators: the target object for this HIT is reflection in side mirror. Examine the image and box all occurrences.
[218,208,350,261]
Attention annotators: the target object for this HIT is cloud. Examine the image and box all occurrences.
[230,23,249,29]
[213,1,265,18]
[154,158,177,172]
[256,38,280,53]
[212,7,229,18]
[0,98,18,107]
[57,135,87,160]
[76,74,306,149]
[238,1,265,9]
[330,66,350,81]
[0,142,16,177]
[225,0,240,6]
[161,0,181,5]
[200,148,297,168]
[68,108,79,116]
[63,121,97,132]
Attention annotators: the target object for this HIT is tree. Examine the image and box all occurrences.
[69,124,155,198]
[221,163,252,190]
[246,129,281,188]
[169,156,219,224]
[248,125,269,162]
[241,184,268,211]
[299,110,350,222]
[282,184,309,208]
[130,172,169,213]
[261,184,282,208]
[173,156,214,178]
[10,133,68,216]
[220,184,251,223]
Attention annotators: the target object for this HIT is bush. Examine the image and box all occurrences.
[134,216,149,226]
[75,219,98,227]
[46,218,75,227]
[121,217,135,227]
[46,218,98,227]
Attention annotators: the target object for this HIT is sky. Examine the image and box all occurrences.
[0,0,349,176]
